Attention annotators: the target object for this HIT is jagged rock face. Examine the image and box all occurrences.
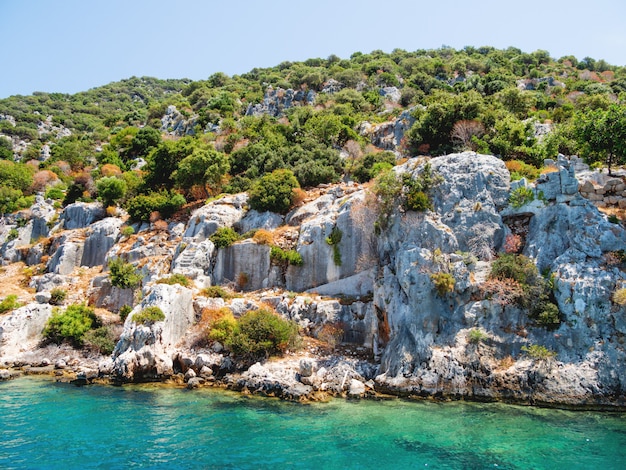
[0,304,53,363]
[88,275,135,313]
[374,153,626,405]
[112,284,194,381]
[81,217,123,267]
[183,194,247,241]
[62,202,105,230]
[286,188,377,292]
[359,107,417,152]
[46,234,84,275]
[245,87,316,117]
[160,105,197,136]
[213,240,273,291]
[29,196,56,241]
[236,210,284,234]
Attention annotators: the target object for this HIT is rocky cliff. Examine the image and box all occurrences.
[1,152,625,407]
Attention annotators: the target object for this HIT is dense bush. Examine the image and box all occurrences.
[132,306,165,325]
[248,169,300,214]
[489,253,560,327]
[108,258,142,289]
[49,288,67,306]
[430,272,456,296]
[509,186,535,208]
[83,326,117,355]
[119,304,132,321]
[43,304,99,347]
[208,308,300,358]
[96,176,127,207]
[270,246,303,266]
[0,294,21,313]
[210,227,241,248]
[125,190,186,222]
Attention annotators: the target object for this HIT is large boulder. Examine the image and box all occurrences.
[0,304,53,363]
[112,284,195,382]
[286,188,377,292]
[46,234,84,275]
[183,194,247,241]
[88,275,135,313]
[81,217,123,267]
[213,240,273,291]
[61,202,105,230]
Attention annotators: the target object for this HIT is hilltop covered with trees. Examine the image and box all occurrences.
[0,46,625,218]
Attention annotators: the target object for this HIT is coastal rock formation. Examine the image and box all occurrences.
[112,284,194,381]
[1,151,625,407]
[0,304,53,362]
[373,153,626,406]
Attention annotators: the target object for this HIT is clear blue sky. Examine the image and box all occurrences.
[1,0,625,98]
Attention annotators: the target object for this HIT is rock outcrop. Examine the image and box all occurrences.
[1,151,625,407]
[112,284,195,382]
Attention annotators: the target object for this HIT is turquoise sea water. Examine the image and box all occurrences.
[1,377,625,470]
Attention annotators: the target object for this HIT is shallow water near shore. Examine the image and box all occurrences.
[1,377,626,469]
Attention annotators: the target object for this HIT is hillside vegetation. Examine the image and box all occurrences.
[1,46,625,218]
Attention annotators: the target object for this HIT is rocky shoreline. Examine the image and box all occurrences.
[2,152,626,410]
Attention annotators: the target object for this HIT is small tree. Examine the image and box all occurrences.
[248,169,300,214]
[174,147,229,198]
[43,304,99,347]
[96,176,127,207]
[108,258,141,289]
[574,104,626,175]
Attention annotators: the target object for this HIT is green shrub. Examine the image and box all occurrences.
[248,169,300,214]
[521,344,556,361]
[132,306,165,325]
[233,309,300,358]
[325,226,343,266]
[270,246,303,266]
[210,226,240,248]
[490,253,540,286]
[208,311,238,344]
[43,304,99,347]
[96,176,127,207]
[405,188,431,211]
[45,186,65,200]
[532,302,561,327]
[0,294,21,313]
[49,288,67,306]
[120,226,135,237]
[125,190,186,222]
[203,285,236,299]
[156,273,190,287]
[7,228,19,241]
[509,186,534,208]
[119,304,132,321]
[489,253,546,311]
[83,326,116,355]
[108,258,141,289]
[430,272,456,296]
[208,308,300,358]
[468,329,488,344]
